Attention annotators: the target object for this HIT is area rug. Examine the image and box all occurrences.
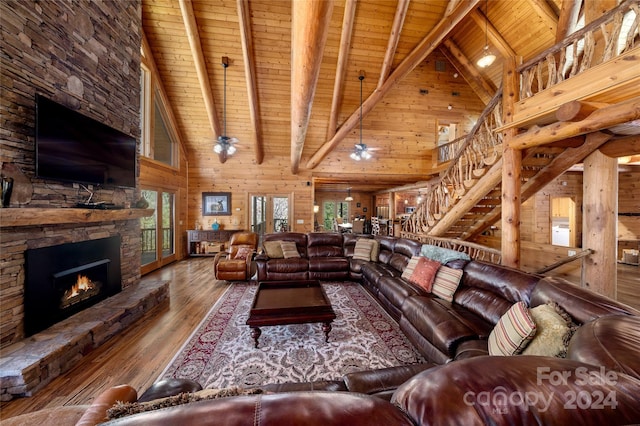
[159,281,425,389]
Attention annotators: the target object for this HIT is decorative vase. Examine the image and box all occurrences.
[1,177,13,208]
[211,220,220,231]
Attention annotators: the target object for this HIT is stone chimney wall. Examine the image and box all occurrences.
[0,1,142,348]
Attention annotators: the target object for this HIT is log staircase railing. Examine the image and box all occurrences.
[402,91,503,237]
[402,0,639,249]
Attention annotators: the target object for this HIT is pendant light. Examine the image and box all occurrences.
[345,187,353,202]
[214,56,238,158]
[350,71,372,161]
[477,0,496,68]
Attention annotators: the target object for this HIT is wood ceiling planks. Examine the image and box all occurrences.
[142,0,573,192]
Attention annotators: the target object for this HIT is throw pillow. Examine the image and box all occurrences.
[280,241,300,258]
[353,238,374,261]
[408,257,440,292]
[107,388,263,419]
[488,301,537,356]
[233,246,253,260]
[521,303,574,357]
[431,265,463,302]
[402,256,421,280]
[263,240,284,259]
[369,239,380,262]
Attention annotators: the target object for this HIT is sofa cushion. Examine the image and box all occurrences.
[521,303,573,357]
[263,240,284,258]
[401,295,478,358]
[431,265,463,302]
[280,241,300,258]
[265,258,309,273]
[488,301,536,356]
[307,232,344,257]
[377,276,420,313]
[407,258,440,293]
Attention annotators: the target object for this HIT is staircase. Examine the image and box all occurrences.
[402,1,639,246]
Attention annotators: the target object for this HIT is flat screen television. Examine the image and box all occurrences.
[35,94,137,188]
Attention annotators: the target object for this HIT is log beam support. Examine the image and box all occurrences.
[582,150,618,297]
[501,57,521,268]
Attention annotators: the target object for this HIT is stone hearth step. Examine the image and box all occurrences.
[0,279,169,401]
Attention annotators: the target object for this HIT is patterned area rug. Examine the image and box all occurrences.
[160,281,425,389]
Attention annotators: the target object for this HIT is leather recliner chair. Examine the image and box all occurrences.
[213,232,259,281]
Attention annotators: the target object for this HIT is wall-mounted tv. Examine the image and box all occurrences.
[35,94,137,188]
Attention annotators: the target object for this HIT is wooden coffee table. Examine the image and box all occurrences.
[246,280,336,348]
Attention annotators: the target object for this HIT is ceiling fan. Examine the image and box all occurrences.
[214,56,240,162]
[349,71,382,161]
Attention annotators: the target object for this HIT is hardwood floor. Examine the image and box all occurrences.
[1,258,638,420]
[1,258,227,420]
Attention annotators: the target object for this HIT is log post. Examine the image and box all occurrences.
[501,56,521,268]
[582,150,618,298]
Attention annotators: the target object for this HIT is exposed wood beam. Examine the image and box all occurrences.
[528,0,559,36]
[556,0,581,42]
[237,0,264,165]
[326,0,357,140]
[377,0,410,89]
[466,133,613,240]
[508,97,640,149]
[470,8,516,59]
[291,0,334,174]
[599,135,640,158]
[178,0,221,141]
[440,41,494,105]
[306,0,480,170]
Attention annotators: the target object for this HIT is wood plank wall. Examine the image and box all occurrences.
[475,168,640,283]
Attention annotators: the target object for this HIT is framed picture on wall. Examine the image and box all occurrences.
[363,207,368,212]
[356,202,361,208]
[202,192,231,216]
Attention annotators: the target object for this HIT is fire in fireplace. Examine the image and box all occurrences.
[25,236,122,336]
[55,259,109,309]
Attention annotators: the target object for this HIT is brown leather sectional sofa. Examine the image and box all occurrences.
[13,232,639,425]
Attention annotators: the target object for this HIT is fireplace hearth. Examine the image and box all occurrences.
[24,236,122,336]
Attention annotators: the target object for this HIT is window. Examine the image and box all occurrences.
[139,58,179,167]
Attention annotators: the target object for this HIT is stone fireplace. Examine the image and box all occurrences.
[24,236,123,336]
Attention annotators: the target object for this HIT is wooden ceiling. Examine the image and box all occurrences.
[141,0,566,193]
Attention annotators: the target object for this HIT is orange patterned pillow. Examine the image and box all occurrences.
[409,257,441,292]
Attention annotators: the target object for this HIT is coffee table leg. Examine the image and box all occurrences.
[250,327,261,348]
[322,321,332,342]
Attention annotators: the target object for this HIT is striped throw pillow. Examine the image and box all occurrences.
[353,238,374,261]
[488,301,537,356]
[431,266,463,302]
[402,256,421,280]
[369,239,380,261]
[280,241,300,259]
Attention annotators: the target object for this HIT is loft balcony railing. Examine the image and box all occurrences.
[402,0,639,250]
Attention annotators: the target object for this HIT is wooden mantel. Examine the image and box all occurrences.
[0,208,155,228]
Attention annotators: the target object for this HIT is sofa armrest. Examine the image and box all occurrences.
[75,384,137,426]
[392,356,640,425]
[343,363,435,398]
